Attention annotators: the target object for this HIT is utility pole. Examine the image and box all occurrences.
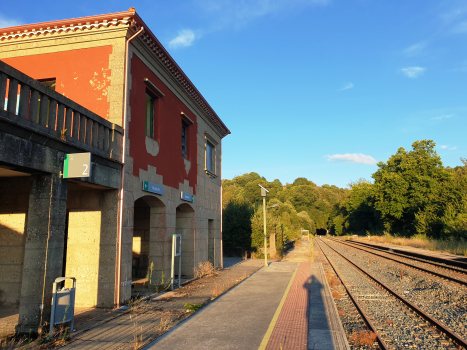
[263,195,267,267]
[258,185,269,267]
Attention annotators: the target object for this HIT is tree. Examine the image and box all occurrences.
[372,140,449,235]
[343,180,382,233]
[297,211,316,233]
[250,207,280,251]
[222,200,254,255]
[284,185,319,212]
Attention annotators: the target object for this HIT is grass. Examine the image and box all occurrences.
[0,335,28,350]
[184,303,203,313]
[211,284,223,300]
[132,323,143,350]
[345,232,467,257]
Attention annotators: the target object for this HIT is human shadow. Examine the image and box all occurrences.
[307,272,339,350]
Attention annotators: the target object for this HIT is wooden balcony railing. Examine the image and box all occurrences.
[0,60,123,162]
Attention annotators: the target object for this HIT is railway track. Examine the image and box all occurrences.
[345,240,467,270]
[330,238,467,287]
[317,238,467,349]
[315,240,387,349]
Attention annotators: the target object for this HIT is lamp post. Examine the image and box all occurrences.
[258,185,269,267]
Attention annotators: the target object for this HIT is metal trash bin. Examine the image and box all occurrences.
[49,277,76,335]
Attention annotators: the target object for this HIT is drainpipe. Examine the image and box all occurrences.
[116,25,144,308]
[220,140,223,269]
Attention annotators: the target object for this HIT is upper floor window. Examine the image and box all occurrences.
[180,112,194,159]
[204,133,218,178]
[143,79,164,139]
[145,92,155,138]
[181,120,188,158]
[206,141,214,172]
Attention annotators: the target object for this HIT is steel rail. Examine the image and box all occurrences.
[330,238,467,287]
[315,239,388,350]
[320,239,467,349]
[346,239,467,271]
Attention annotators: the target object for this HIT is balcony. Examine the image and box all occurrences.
[0,60,123,162]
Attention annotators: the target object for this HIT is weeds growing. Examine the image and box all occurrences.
[349,330,377,346]
[132,323,143,350]
[332,290,341,299]
[211,284,223,300]
[184,303,203,313]
[346,232,467,257]
[194,261,217,278]
[149,263,171,294]
[158,311,172,334]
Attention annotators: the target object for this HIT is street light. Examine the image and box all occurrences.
[258,184,269,267]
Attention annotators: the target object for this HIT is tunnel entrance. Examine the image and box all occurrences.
[316,228,327,236]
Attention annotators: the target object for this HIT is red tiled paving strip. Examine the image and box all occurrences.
[266,262,311,350]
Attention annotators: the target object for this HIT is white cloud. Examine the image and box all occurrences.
[169,0,329,48]
[339,82,354,91]
[0,14,21,28]
[402,42,426,57]
[452,20,467,33]
[431,114,454,120]
[196,0,329,30]
[401,67,425,78]
[326,153,377,165]
[441,6,467,23]
[439,144,457,150]
[169,29,196,49]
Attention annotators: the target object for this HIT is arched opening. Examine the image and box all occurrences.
[175,203,195,279]
[131,195,166,296]
[316,228,327,236]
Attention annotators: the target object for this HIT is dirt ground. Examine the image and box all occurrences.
[282,239,314,263]
[5,244,316,350]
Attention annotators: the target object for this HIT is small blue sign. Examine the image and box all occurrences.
[143,181,164,195]
[180,192,194,202]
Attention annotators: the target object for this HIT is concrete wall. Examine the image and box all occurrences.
[66,211,101,307]
[194,114,223,269]
[66,186,119,308]
[176,205,195,277]
[0,177,30,306]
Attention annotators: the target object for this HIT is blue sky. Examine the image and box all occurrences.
[2,1,466,188]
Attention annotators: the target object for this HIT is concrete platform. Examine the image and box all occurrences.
[143,262,298,350]
[143,261,350,350]
[308,263,350,350]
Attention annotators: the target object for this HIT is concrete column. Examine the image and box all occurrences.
[17,174,68,334]
[98,190,119,308]
[208,219,215,266]
[148,206,168,284]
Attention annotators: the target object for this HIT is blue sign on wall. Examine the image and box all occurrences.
[143,181,164,195]
[180,192,194,202]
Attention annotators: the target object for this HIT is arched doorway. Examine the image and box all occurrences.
[132,195,166,295]
[175,203,195,279]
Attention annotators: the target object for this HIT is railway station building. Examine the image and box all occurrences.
[0,8,229,333]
